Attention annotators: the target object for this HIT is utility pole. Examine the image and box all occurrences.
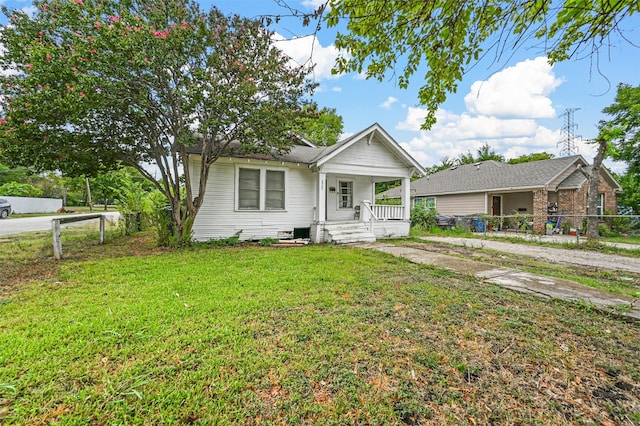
[85,176,93,212]
[557,108,581,157]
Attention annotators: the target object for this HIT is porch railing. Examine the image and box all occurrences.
[371,204,405,220]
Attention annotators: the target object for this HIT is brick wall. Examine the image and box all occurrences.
[533,189,547,234]
[555,175,618,230]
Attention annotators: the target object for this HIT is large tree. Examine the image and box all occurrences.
[602,83,640,174]
[323,0,637,129]
[295,103,343,146]
[508,152,554,164]
[0,0,313,245]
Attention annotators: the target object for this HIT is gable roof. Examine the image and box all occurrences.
[187,123,425,175]
[382,155,618,198]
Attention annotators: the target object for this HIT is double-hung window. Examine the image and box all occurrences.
[338,181,353,209]
[237,167,285,211]
[597,193,605,217]
[413,197,435,209]
[265,170,285,210]
[238,168,260,210]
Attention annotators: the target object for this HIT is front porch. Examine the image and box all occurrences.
[310,201,410,244]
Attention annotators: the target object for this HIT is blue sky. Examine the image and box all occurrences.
[2,0,638,172]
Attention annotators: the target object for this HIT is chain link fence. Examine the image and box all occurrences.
[452,213,640,237]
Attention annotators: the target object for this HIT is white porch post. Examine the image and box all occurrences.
[402,177,411,220]
[317,172,326,222]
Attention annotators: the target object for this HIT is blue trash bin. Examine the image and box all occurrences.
[473,217,486,232]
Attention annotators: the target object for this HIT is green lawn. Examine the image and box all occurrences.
[1,235,639,424]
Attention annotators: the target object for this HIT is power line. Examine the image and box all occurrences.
[557,108,581,156]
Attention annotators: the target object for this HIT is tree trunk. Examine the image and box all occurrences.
[586,138,607,240]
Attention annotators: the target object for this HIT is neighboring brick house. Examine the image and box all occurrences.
[380,155,622,234]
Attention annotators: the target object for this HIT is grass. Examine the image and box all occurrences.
[1,233,639,424]
[401,240,640,298]
[413,227,640,258]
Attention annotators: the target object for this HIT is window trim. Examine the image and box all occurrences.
[597,193,605,217]
[413,196,436,209]
[338,180,354,209]
[235,166,287,212]
[238,168,261,210]
[265,169,285,211]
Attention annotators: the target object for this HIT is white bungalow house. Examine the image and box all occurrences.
[187,123,425,243]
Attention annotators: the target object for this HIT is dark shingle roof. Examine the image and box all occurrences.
[382,155,587,198]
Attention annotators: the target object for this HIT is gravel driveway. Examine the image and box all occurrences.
[421,236,640,274]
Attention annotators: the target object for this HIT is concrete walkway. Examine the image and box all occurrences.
[421,236,640,274]
[354,242,640,322]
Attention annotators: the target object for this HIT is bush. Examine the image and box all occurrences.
[259,237,279,247]
[410,204,437,230]
[0,182,43,197]
[116,183,153,235]
[208,231,242,247]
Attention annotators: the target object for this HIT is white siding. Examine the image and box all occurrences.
[189,157,316,241]
[321,135,412,177]
[373,221,410,239]
[434,193,487,215]
[325,175,372,221]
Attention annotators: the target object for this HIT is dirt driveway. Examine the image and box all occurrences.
[356,238,640,321]
[420,236,640,274]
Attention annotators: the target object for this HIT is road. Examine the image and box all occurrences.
[0,212,121,236]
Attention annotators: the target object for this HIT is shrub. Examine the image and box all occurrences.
[0,182,43,197]
[208,230,243,247]
[410,204,437,230]
[259,237,279,247]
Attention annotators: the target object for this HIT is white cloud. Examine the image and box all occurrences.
[395,57,569,167]
[331,86,342,92]
[396,107,428,131]
[379,96,398,110]
[272,33,342,80]
[464,57,562,118]
[22,6,37,17]
[301,0,327,8]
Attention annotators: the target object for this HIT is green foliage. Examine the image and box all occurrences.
[601,83,640,175]
[617,172,640,214]
[459,143,505,165]
[376,195,402,205]
[424,156,456,175]
[207,230,243,247]
[508,212,533,232]
[259,237,279,247]
[2,243,640,423]
[425,144,504,174]
[326,0,637,129]
[0,181,42,197]
[410,204,437,230]
[508,152,555,164]
[0,163,29,186]
[0,0,313,247]
[295,103,343,146]
[375,179,401,194]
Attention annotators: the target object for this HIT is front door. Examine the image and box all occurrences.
[492,195,502,216]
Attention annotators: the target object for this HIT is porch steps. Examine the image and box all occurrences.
[324,221,376,244]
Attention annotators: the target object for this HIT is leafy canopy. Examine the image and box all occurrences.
[601,83,640,174]
[295,103,343,146]
[326,0,638,128]
[0,0,314,244]
[508,152,554,164]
